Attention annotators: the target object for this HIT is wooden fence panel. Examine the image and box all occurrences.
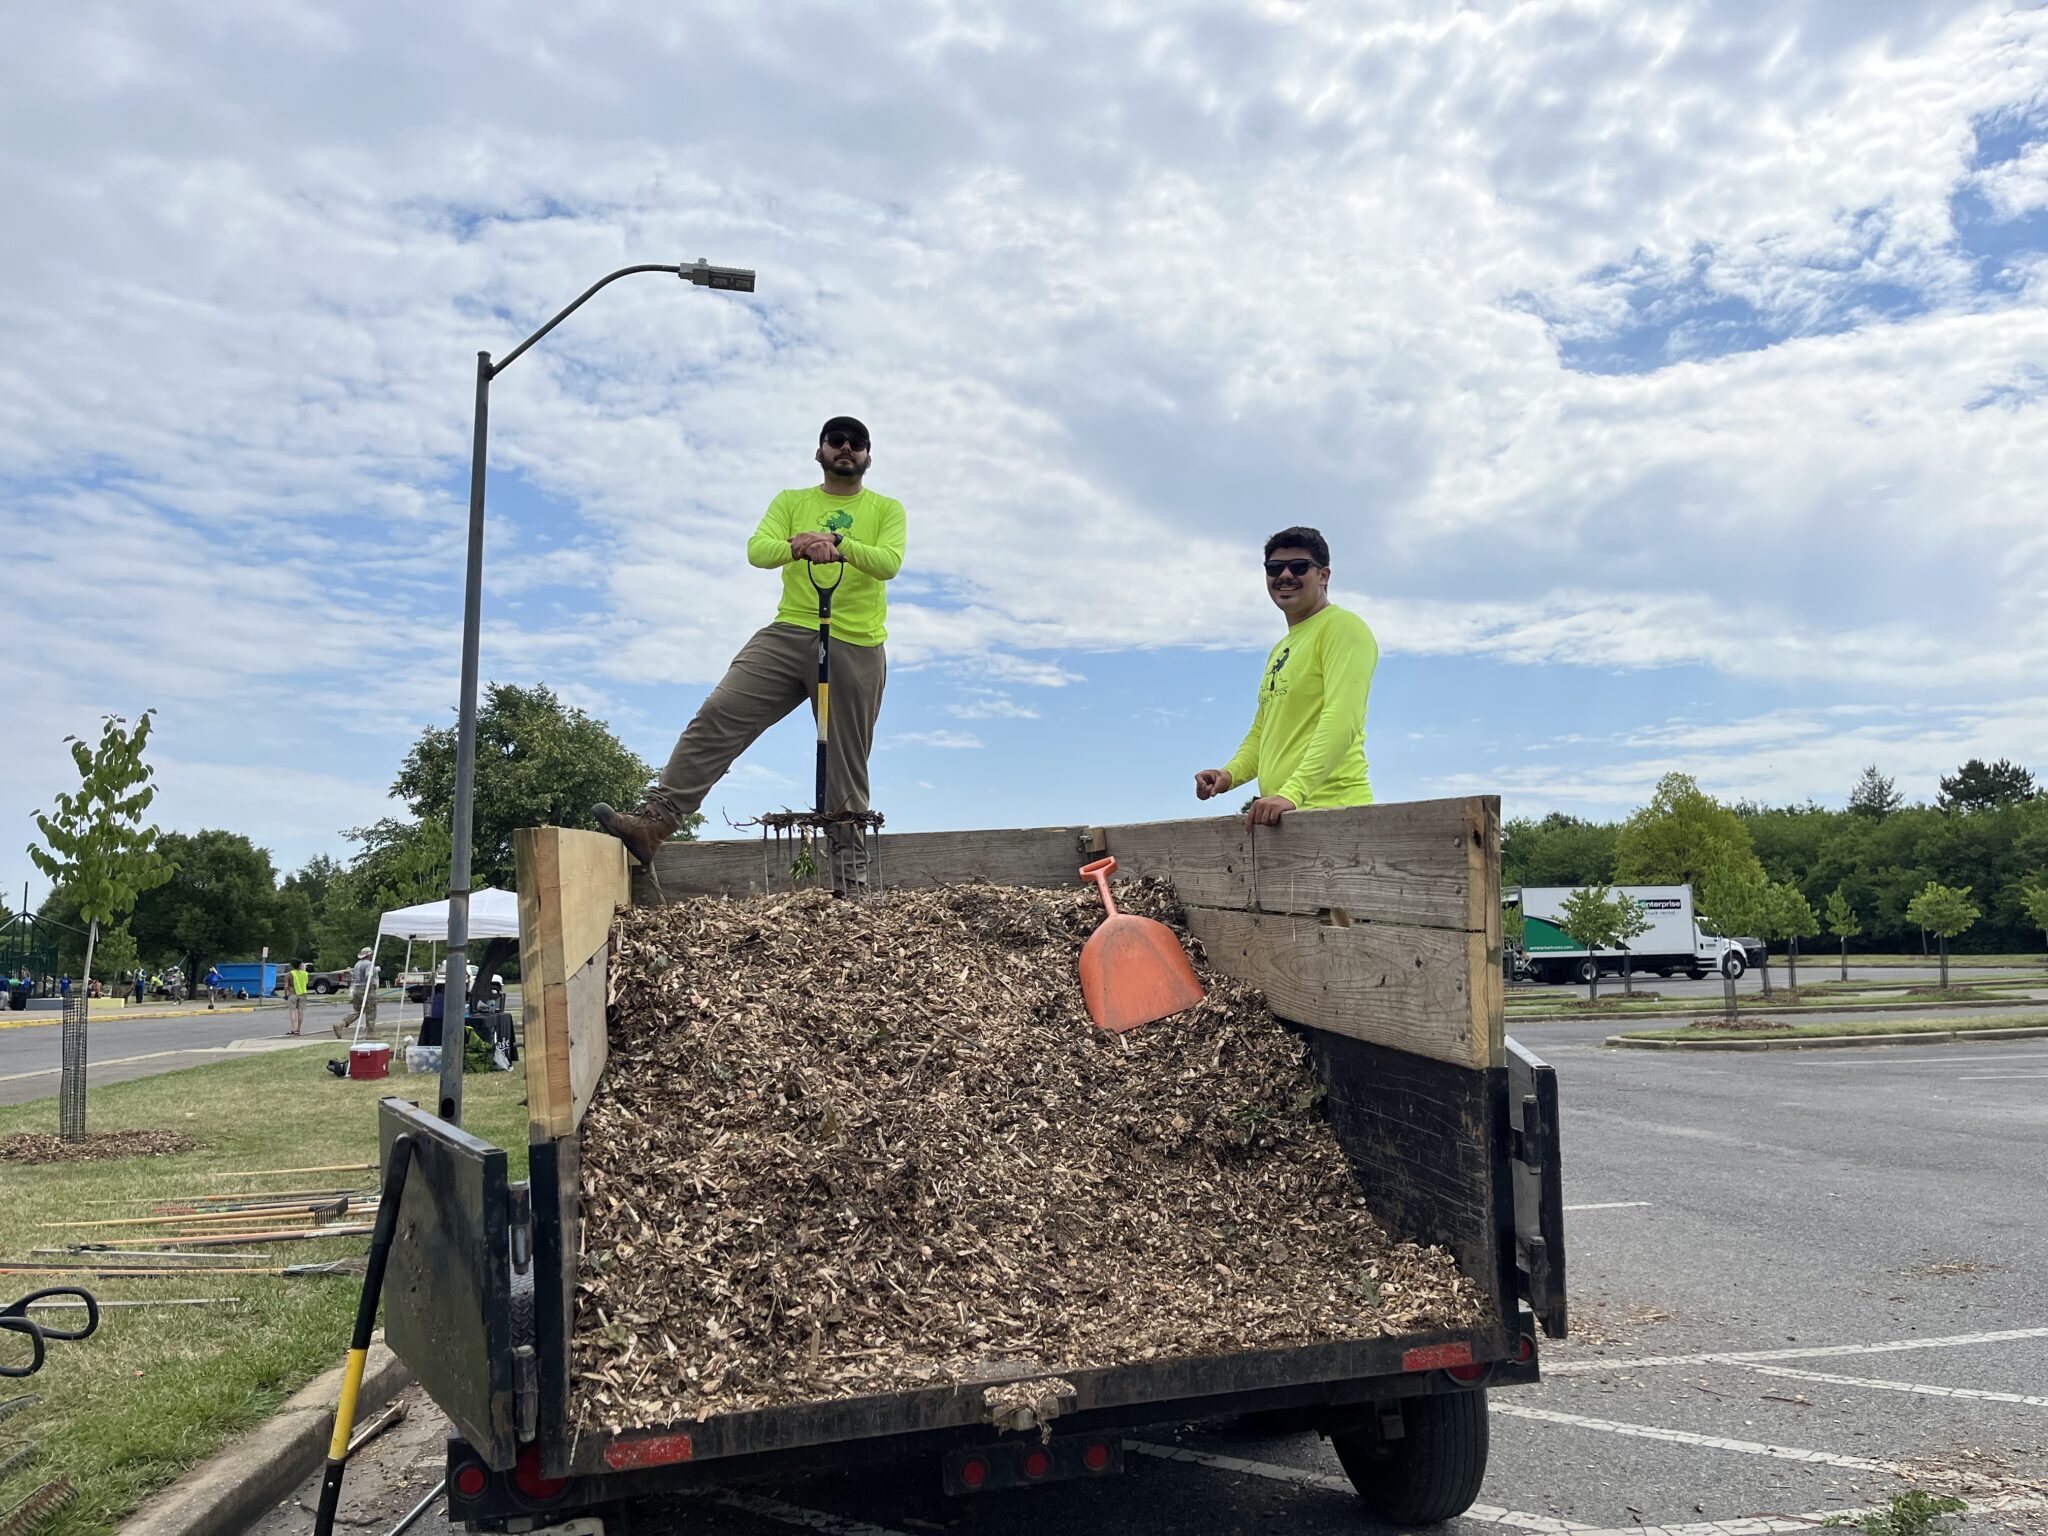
[515,827,629,1140]
[641,825,1093,903]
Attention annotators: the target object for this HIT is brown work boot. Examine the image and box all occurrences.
[591,803,676,869]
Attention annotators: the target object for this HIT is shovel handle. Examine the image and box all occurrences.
[1079,857,1119,918]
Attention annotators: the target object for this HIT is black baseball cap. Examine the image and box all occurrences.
[820,416,870,447]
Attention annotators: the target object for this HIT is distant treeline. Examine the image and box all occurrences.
[1503,761,2048,954]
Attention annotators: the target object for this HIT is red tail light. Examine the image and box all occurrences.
[1083,1441,1111,1472]
[512,1444,567,1502]
[453,1464,487,1499]
[1023,1449,1052,1479]
[959,1456,989,1489]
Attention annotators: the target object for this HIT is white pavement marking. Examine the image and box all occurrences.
[1546,1326,2048,1376]
[1556,1495,2048,1536]
[0,1037,325,1083]
[1485,1403,1896,1470]
[1564,1201,1652,1211]
[1793,1052,2048,1069]
[1738,1363,2048,1408]
[1121,1441,1589,1532]
[1957,1072,2048,1080]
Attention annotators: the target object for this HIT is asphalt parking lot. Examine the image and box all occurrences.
[260,1016,2045,1536]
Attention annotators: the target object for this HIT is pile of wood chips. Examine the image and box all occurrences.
[572,880,1483,1432]
[0,1129,195,1164]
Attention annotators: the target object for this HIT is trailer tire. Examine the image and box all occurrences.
[1333,1389,1489,1526]
[1721,952,1746,980]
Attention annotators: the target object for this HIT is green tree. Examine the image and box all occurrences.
[1824,886,1862,983]
[1772,881,1820,993]
[1557,884,1623,1002]
[1613,773,1765,890]
[26,711,175,1139]
[1700,864,1771,992]
[1609,889,1651,996]
[88,925,139,987]
[1848,764,1903,818]
[129,830,278,973]
[1904,882,1981,989]
[1937,758,2035,814]
[389,681,678,890]
[1503,813,1619,888]
[2018,881,2048,960]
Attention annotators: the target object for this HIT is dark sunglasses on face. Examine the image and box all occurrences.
[1264,558,1318,578]
[823,433,868,451]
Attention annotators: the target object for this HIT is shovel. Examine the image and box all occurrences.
[1076,857,1205,1032]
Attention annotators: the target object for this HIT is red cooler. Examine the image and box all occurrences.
[347,1042,391,1080]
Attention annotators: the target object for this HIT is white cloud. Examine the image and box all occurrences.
[2,0,2046,864]
[946,691,1040,720]
[885,730,984,751]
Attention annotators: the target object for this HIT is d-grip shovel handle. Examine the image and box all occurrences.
[1079,856,1120,918]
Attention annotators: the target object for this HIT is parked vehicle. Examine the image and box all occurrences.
[1510,884,1748,984]
[373,803,1566,1531]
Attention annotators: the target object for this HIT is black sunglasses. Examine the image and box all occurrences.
[1263,558,1318,577]
[823,432,868,451]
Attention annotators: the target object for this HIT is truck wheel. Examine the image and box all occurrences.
[1721,953,1746,980]
[1687,968,1706,981]
[1574,958,1598,986]
[1333,1390,1489,1525]
[1653,966,1673,978]
[315,979,335,995]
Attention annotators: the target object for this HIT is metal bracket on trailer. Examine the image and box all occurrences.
[1505,1038,1567,1339]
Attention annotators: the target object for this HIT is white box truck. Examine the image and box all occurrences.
[1509,885,1748,985]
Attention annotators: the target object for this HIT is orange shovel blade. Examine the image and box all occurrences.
[1079,914,1206,1032]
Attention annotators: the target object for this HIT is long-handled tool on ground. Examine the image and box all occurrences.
[313,1133,414,1536]
[0,1290,97,1379]
[1076,857,1205,1032]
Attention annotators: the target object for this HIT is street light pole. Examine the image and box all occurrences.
[437,258,756,1125]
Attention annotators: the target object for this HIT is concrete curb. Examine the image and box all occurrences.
[1510,994,2045,1025]
[121,1339,412,1536]
[1607,1025,2048,1052]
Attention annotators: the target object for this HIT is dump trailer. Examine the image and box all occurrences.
[376,797,1566,1529]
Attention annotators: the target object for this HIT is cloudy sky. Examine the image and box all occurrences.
[4,1,2047,887]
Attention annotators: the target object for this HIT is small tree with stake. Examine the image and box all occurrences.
[1558,884,1623,1003]
[1610,889,1650,996]
[1824,886,1861,983]
[27,711,174,1141]
[1904,882,1980,991]
[1773,883,1820,994]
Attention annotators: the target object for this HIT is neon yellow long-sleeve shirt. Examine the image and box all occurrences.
[745,486,907,647]
[1221,604,1377,808]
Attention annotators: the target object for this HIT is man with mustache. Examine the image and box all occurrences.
[595,416,906,885]
[1193,526,1379,827]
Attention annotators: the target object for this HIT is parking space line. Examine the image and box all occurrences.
[1546,1325,2048,1376]
[1738,1363,2048,1407]
[1486,1403,1895,1470]
[1121,1442,1590,1531]
[1956,1072,2048,1080]
[1559,1494,2047,1536]
[1564,1201,1652,1211]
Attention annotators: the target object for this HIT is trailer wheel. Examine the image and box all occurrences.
[1721,952,1746,980]
[1332,1390,1489,1526]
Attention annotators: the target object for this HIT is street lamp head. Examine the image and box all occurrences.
[684,257,756,293]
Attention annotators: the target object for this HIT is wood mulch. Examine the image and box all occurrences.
[572,880,1483,1433]
[0,1130,195,1164]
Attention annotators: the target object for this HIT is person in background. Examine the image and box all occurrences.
[286,958,310,1037]
[58,973,70,999]
[204,964,225,1010]
[336,947,378,1039]
[1193,525,1379,827]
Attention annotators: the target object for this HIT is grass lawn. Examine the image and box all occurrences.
[1617,1012,2048,1043]
[1831,953,2048,968]
[0,1049,529,1536]
[1508,980,2033,1016]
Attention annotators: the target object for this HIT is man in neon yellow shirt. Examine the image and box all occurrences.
[596,416,906,877]
[1194,526,1377,827]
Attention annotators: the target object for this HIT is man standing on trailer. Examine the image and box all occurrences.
[593,416,906,886]
[1192,525,1378,826]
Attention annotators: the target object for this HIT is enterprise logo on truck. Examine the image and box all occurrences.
[1639,898,1681,912]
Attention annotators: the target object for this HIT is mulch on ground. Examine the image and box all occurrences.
[571,879,1484,1433]
[0,1129,195,1164]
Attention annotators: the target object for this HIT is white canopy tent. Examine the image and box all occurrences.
[374,888,521,944]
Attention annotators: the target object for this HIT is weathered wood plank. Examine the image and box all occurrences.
[1464,797,1505,1068]
[639,825,1092,905]
[1185,906,1486,1070]
[515,826,630,1141]
[1096,798,1488,930]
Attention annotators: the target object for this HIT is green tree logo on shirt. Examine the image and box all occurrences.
[823,509,854,533]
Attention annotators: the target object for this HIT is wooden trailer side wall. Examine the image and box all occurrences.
[1097,796,1503,1071]
[515,827,630,1141]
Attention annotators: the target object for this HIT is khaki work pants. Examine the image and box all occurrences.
[646,622,887,881]
[337,988,378,1039]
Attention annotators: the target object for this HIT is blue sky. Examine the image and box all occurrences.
[3,2,2048,888]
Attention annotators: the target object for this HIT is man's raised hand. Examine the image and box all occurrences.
[1193,768,1233,801]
